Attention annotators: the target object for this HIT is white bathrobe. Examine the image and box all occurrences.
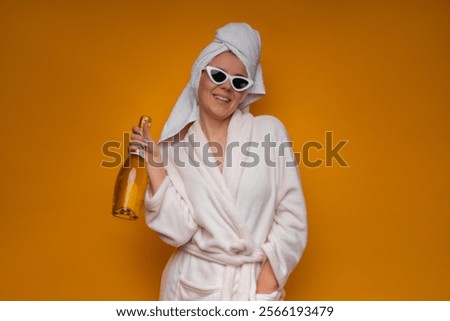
[145,109,308,300]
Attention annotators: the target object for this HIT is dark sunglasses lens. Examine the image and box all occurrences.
[210,69,226,83]
[232,78,249,90]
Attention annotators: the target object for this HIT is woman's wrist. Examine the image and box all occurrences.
[146,150,163,167]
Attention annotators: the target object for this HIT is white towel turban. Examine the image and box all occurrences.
[159,22,266,142]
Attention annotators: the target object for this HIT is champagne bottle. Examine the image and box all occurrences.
[112,116,151,220]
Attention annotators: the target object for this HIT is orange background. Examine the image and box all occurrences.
[1,0,449,300]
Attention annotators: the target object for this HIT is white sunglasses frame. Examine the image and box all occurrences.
[204,66,254,92]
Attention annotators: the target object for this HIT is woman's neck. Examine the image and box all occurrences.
[199,115,230,144]
[199,114,230,172]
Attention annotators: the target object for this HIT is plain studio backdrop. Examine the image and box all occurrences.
[0,0,449,300]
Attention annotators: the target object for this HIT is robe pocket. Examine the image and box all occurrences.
[255,289,282,301]
[175,275,221,301]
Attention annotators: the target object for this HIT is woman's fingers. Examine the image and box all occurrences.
[130,123,157,157]
[132,124,155,142]
[131,133,143,141]
[129,130,145,151]
[142,119,151,138]
[132,125,142,134]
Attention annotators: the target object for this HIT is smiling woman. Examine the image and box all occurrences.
[198,52,250,142]
[129,22,308,301]
[2,0,448,302]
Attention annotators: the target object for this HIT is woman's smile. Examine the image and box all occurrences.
[213,93,231,103]
[197,52,248,122]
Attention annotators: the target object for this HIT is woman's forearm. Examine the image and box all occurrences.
[146,152,167,194]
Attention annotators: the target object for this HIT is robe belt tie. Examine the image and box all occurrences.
[182,242,265,266]
[230,239,251,254]
[181,242,265,300]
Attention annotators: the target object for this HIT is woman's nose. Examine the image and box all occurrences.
[220,80,233,91]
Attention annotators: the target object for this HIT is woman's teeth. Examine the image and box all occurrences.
[214,95,230,102]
